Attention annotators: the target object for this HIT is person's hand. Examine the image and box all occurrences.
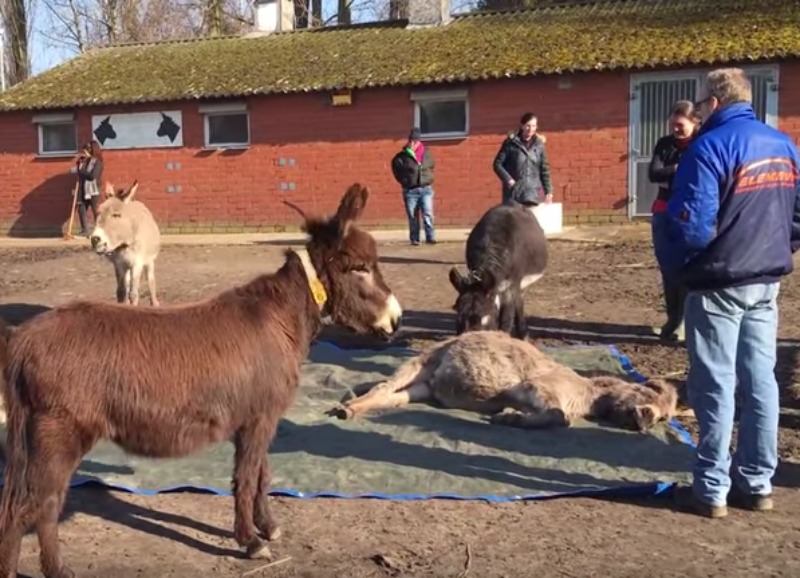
[507,179,516,188]
[545,193,553,204]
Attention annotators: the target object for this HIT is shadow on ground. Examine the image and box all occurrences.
[0,302,52,326]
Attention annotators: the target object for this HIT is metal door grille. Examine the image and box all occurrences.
[631,78,698,216]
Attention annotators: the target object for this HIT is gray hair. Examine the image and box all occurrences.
[705,68,752,107]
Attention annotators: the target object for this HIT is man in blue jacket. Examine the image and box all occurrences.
[663,68,800,518]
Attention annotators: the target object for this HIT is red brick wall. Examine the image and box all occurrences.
[779,62,800,146]
[0,62,797,236]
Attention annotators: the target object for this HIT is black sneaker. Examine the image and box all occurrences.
[425,239,437,245]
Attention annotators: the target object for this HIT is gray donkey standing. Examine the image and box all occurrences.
[90,181,161,306]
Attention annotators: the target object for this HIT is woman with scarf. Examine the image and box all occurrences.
[391,128,437,245]
[648,100,701,341]
[71,140,104,237]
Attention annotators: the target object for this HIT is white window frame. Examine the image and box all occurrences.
[410,88,469,140]
[33,112,78,157]
[199,101,250,149]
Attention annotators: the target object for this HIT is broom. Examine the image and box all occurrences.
[63,179,79,241]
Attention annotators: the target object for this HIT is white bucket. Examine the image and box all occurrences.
[530,202,563,235]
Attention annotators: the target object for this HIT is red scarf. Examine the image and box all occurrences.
[674,135,692,150]
[413,143,425,164]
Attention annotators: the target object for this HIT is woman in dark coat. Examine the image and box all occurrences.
[493,112,553,206]
[648,100,701,341]
[71,140,104,236]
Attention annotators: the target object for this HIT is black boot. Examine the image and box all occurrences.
[659,277,686,341]
[76,202,89,236]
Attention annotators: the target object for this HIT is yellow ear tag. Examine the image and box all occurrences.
[310,278,327,306]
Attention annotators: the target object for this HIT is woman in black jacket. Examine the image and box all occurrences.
[648,100,701,341]
[493,112,553,206]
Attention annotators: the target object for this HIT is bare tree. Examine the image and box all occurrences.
[336,0,350,24]
[202,0,250,35]
[310,0,321,25]
[204,0,224,34]
[1,0,35,86]
[330,0,388,25]
[38,0,252,54]
[388,0,406,19]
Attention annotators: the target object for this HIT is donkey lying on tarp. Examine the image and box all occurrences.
[330,330,680,432]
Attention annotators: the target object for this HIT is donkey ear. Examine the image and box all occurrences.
[641,378,668,392]
[448,267,466,292]
[477,269,497,293]
[120,180,138,203]
[105,182,116,198]
[633,404,658,430]
[335,183,369,236]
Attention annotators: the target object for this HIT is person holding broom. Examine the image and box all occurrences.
[69,140,104,237]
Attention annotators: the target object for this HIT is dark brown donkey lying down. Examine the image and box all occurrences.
[0,184,403,578]
[329,330,680,431]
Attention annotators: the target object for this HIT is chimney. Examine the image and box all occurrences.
[254,0,295,33]
[407,0,451,27]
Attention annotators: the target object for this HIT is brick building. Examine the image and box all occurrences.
[0,0,798,236]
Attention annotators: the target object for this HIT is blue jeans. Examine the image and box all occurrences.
[403,186,435,244]
[684,282,781,506]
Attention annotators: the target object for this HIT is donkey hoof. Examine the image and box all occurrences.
[267,526,282,541]
[325,405,354,420]
[246,537,273,560]
[488,409,521,426]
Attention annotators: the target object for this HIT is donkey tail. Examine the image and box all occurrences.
[0,351,33,532]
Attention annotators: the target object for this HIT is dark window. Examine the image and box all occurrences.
[39,122,77,154]
[206,112,249,146]
[417,99,467,136]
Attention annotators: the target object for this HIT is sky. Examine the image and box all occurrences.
[30,5,73,75]
[19,0,478,78]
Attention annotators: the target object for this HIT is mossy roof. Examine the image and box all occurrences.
[2,0,799,111]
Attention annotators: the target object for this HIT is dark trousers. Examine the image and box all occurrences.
[77,195,99,234]
[652,212,686,335]
[660,272,687,334]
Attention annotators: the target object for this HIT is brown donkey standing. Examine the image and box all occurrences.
[0,184,404,578]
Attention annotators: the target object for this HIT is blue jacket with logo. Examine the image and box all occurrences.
[662,103,800,290]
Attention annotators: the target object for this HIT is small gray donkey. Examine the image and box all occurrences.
[90,181,161,306]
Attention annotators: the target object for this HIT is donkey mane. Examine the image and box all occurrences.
[50,249,313,320]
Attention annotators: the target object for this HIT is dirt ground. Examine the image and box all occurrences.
[2,227,800,578]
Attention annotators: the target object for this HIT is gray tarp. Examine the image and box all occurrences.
[0,342,693,500]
